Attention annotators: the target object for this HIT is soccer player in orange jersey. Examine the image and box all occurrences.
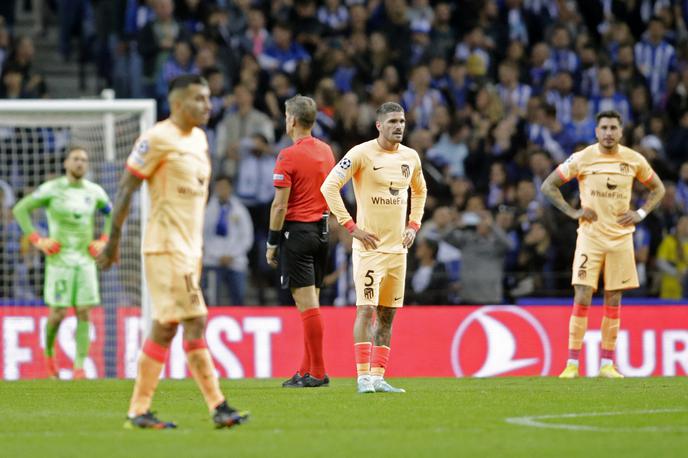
[97,75,249,429]
[541,110,666,378]
[321,102,427,393]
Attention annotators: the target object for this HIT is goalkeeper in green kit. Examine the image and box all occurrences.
[12,147,111,380]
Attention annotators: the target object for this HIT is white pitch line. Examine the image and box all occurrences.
[505,409,688,432]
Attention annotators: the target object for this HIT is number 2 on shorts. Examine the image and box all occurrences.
[579,254,588,269]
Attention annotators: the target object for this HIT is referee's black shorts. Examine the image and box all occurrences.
[279,221,329,289]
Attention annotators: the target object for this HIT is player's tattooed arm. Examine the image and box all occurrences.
[640,174,666,214]
[618,174,666,226]
[541,170,596,222]
[97,170,143,269]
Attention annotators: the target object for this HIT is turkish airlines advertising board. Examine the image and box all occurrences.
[1,306,687,380]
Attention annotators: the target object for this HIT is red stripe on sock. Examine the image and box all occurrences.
[183,338,207,352]
[142,339,168,363]
[301,308,321,320]
[572,303,590,317]
[601,349,615,359]
[371,345,390,369]
[302,308,325,378]
[603,305,620,319]
[568,349,581,360]
[354,342,372,365]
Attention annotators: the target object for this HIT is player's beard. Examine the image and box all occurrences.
[600,138,618,152]
[389,130,403,143]
[68,168,86,180]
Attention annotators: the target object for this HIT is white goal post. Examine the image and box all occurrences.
[0,97,156,378]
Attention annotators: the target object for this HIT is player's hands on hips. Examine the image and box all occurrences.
[96,239,120,270]
[28,232,60,255]
[573,207,597,222]
[351,227,380,250]
[402,226,417,248]
[88,235,109,258]
[617,210,643,226]
[266,245,278,268]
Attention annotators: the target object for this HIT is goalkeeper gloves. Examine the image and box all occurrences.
[88,234,109,258]
[28,232,61,255]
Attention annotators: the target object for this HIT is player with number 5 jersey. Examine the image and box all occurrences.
[321,102,427,394]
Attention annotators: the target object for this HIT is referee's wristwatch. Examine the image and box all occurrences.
[266,242,278,249]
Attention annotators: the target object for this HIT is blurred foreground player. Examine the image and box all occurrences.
[12,147,111,380]
[541,110,665,378]
[97,75,249,429]
[266,95,335,388]
[321,102,427,393]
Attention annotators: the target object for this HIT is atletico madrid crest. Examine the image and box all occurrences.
[401,164,410,178]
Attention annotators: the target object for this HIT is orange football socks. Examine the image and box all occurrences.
[354,342,372,377]
[568,303,590,362]
[601,305,620,360]
[184,339,224,412]
[128,339,167,417]
[370,345,390,378]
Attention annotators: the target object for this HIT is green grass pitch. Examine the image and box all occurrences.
[2,377,687,458]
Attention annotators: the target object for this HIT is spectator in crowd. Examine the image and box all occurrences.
[317,0,349,37]
[512,220,555,297]
[426,119,470,178]
[549,23,579,75]
[406,238,448,305]
[443,210,515,304]
[215,84,275,175]
[496,60,531,116]
[156,40,199,112]
[240,7,272,58]
[234,133,277,304]
[203,176,254,306]
[590,66,632,124]
[321,222,355,307]
[138,0,188,98]
[528,149,554,204]
[0,64,26,98]
[546,70,574,124]
[565,95,596,146]
[258,21,310,74]
[634,16,677,107]
[4,36,46,97]
[656,215,688,298]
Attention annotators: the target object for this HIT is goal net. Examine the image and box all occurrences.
[0,98,156,380]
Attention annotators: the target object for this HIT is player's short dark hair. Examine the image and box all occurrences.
[422,238,439,258]
[376,102,404,120]
[202,66,222,79]
[64,145,89,161]
[596,110,623,126]
[168,74,208,94]
[544,104,557,119]
[215,174,233,186]
[649,15,663,25]
[285,95,317,128]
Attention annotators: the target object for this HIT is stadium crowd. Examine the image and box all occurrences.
[2,0,688,305]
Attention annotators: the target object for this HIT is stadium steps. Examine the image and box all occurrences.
[14,2,99,98]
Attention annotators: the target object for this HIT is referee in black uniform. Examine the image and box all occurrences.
[266,95,336,387]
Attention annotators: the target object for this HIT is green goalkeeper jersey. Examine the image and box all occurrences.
[12,176,112,266]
